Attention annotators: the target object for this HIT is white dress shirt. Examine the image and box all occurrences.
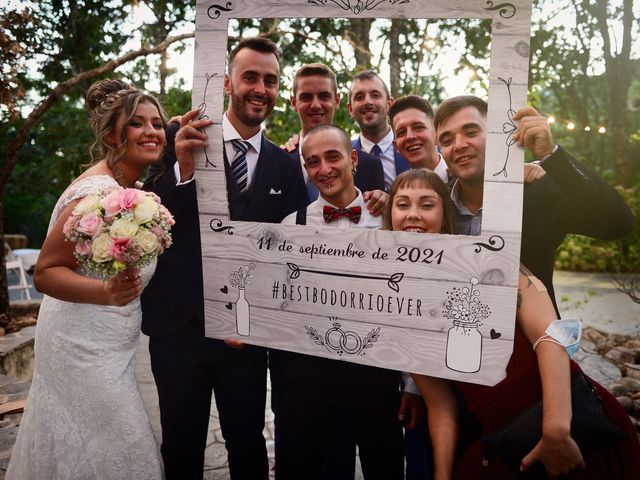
[358,129,396,191]
[432,153,449,183]
[297,133,308,183]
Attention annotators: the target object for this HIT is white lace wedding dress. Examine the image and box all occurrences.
[7,175,163,479]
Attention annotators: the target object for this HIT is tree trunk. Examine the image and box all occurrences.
[388,19,401,98]
[158,15,169,97]
[349,18,373,71]
[0,198,8,326]
[592,0,634,186]
[607,60,632,185]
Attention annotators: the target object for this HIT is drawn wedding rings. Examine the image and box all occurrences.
[325,324,363,355]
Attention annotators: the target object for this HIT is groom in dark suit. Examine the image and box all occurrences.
[142,37,307,480]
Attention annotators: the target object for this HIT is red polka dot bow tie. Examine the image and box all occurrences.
[322,205,362,224]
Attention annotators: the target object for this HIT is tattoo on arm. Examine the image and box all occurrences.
[517,289,523,309]
[519,264,547,293]
[519,265,534,288]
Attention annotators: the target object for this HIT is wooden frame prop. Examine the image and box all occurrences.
[193,0,532,385]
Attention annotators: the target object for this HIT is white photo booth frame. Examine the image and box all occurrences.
[193,0,532,386]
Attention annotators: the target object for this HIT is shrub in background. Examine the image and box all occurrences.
[555,184,639,273]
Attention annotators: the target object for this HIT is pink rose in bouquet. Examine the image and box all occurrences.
[101,190,123,218]
[119,189,140,211]
[77,213,103,237]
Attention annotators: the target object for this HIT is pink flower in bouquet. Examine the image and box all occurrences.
[119,189,140,211]
[110,237,131,262]
[147,191,162,204]
[150,224,171,248]
[63,215,80,238]
[101,190,123,218]
[77,213,103,238]
[159,204,175,226]
[75,239,93,256]
[119,239,143,264]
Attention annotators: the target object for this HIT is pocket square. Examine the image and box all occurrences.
[269,188,282,195]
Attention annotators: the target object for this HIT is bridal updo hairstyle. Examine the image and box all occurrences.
[85,79,167,174]
[383,168,456,234]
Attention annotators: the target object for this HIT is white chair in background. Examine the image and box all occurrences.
[6,254,32,301]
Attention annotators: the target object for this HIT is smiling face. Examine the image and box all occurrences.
[392,108,439,169]
[391,185,445,233]
[302,127,358,208]
[291,75,340,133]
[112,100,165,169]
[437,106,486,184]
[348,76,392,140]
[224,47,279,134]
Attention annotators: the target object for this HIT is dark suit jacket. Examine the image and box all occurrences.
[289,146,384,203]
[141,123,307,337]
[521,145,633,313]
[352,137,409,181]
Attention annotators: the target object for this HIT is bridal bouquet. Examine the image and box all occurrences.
[63,187,174,279]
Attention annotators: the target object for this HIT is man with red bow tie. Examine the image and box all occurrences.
[282,124,383,229]
[274,124,404,480]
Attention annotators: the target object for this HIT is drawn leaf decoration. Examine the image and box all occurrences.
[388,272,404,293]
[287,262,300,279]
[363,327,381,349]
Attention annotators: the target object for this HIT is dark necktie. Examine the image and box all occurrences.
[323,205,362,224]
[231,139,251,192]
[371,144,382,158]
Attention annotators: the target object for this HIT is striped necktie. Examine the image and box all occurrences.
[231,139,251,192]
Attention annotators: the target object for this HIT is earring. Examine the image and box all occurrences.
[352,167,358,175]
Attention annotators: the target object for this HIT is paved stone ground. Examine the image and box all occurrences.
[554,271,640,337]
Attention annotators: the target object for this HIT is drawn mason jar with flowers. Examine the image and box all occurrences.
[229,263,255,336]
[443,278,491,373]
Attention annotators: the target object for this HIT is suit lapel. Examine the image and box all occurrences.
[251,134,272,195]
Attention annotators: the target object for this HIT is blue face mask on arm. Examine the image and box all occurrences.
[532,319,582,358]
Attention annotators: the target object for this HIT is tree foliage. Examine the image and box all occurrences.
[0,0,193,317]
[529,0,639,185]
[136,0,195,96]
[228,16,491,145]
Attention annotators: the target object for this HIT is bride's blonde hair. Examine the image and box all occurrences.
[85,79,167,180]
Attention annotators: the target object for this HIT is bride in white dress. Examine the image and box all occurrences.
[7,79,167,479]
